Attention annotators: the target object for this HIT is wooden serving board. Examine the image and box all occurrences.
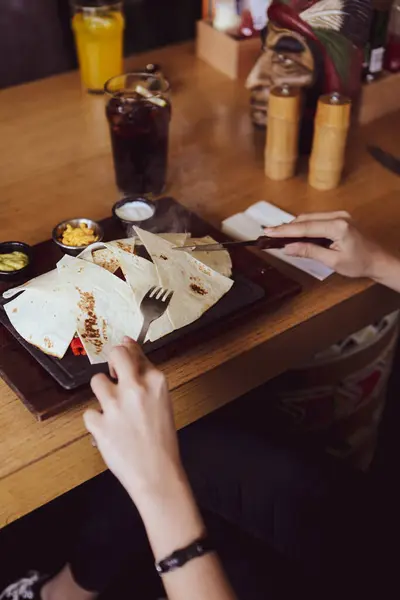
[0,197,301,420]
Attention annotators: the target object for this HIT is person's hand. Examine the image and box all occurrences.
[84,337,182,504]
[264,211,386,279]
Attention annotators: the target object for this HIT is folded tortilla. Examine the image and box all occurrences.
[3,269,79,358]
[185,236,232,278]
[135,227,233,331]
[78,234,189,274]
[57,255,142,364]
[78,241,130,273]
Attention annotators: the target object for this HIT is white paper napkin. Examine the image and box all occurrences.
[222,201,334,280]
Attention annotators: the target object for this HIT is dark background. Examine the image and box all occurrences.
[0,0,202,89]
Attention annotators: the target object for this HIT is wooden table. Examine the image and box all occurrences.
[1,43,400,528]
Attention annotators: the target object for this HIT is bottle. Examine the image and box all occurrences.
[308,93,351,191]
[363,2,391,82]
[384,0,400,72]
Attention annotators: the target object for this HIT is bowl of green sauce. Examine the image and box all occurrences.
[0,241,32,282]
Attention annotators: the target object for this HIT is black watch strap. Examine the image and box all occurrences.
[155,537,214,575]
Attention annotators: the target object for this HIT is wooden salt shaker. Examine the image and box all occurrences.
[265,85,301,181]
[309,92,351,191]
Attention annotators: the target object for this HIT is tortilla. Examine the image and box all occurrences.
[3,269,79,358]
[3,268,57,299]
[76,235,186,343]
[185,236,232,277]
[57,255,142,364]
[91,249,120,273]
[78,234,188,274]
[134,227,233,331]
[110,249,174,342]
[108,238,136,254]
[136,233,189,247]
[78,241,130,273]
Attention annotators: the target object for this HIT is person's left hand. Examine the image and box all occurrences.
[264,211,385,279]
[84,338,183,504]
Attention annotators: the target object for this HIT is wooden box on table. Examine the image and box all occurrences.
[196,19,261,80]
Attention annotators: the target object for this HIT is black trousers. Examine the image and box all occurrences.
[68,409,381,599]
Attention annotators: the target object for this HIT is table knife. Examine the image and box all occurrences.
[172,236,332,252]
[368,145,400,177]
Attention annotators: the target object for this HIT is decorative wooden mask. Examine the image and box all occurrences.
[246,0,372,132]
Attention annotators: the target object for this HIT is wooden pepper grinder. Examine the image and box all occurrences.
[265,85,301,181]
[309,92,351,191]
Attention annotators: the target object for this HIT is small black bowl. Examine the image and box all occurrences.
[0,241,33,282]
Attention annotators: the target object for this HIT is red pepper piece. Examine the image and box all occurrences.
[71,337,86,356]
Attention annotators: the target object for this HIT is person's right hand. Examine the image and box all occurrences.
[83,338,183,505]
[264,211,386,280]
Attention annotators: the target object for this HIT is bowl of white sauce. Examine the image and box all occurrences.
[112,197,156,236]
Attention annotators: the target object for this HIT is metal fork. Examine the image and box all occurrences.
[137,286,174,344]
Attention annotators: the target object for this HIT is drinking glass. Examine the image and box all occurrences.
[71,1,124,93]
[105,72,171,196]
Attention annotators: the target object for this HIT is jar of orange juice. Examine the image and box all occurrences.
[72,1,125,93]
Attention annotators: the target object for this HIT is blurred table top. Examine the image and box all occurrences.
[1,42,400,527]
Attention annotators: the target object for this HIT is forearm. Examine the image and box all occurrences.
[129,470,237,600]
[370,249,400,293]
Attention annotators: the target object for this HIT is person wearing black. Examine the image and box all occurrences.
[2,211,398,600]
